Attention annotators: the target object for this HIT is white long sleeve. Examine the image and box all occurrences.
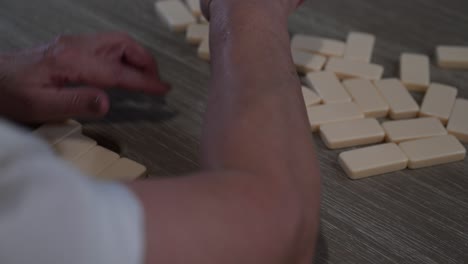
[0,120,144,264]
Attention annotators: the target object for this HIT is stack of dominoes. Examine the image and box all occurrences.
[154,1,468,180]
[34,120,147,181]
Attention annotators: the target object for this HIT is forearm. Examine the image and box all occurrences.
[201,2,320,187]
[128,3,320,263]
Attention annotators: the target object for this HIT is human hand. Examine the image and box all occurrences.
[0,32,170,123]
[201,0,305,20]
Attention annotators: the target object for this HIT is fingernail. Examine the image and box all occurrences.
[88,96,102,113]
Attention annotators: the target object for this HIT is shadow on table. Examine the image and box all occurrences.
[91,90,177,123]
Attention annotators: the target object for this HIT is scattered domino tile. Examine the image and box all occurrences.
[338,143,408,180]
[302,86,322,107]
[374,79,420,119]
[319,118,385,149]
[72,146,120,177]
[382,117,447,143]
[344,32,375,62]
[447,98,468,143]
[291,49,327,73]
[198,38,210,61]
[419,83,457,124]
[399,135,466,169]
[342,79,389,118]
[186,23,209,45]
[185,0,201,17]
[400,53,430,91]
[436,46,468,69]
[325,57,384,80]
[154,0,196,32]
[304,72,351,104]
[97,158,147,181]
[291,34,345,57]
[53,134,97,162]
[34,120,82,146]
[306,102,364,132]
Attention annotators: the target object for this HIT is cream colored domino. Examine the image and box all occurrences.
[186,23,209,45]
[291,34,345,57]
[382,117,447,143]
[419,83,457,124]
[436,46,468,69]
[306,102,364,132]
[342,79,389,118]
[155,0,196,32]
[374,79,419,119]
[447,98,468,142]
[339,143,408,180]
[291,50,327,73]
[198,38,210,61]
[97,158,147,181]
[304,72,351,104]
[319,118,385,149]
[344,32,375,62]
[34,120,82,146]
[400,53,430,91]
[72,146,120,177]
[302,86,322,106]
[53,134,97,162]
[185,0,201,17]
[399,135,466,169]
[325,57,384,80]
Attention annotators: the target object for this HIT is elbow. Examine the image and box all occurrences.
[246,171,320,263]
[277,184,320,263]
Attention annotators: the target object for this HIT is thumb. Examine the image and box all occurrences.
[33,87,110,121]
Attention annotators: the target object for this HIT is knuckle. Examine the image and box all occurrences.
[48,65,78,85]
[43,35,77,67]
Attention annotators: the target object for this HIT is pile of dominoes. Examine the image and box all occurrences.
[291,34,468,180]
[154,0,468,180]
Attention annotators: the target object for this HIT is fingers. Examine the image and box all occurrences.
[28,87,110,121]
[95,32,160,74]
[48,32,171,95]
[121,38,159,74]
[113,65,171,95]
[51,54,170,95]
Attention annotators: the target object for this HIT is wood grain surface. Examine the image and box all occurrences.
[1,0,467,263]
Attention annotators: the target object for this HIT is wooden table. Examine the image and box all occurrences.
[1,0,467,263]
